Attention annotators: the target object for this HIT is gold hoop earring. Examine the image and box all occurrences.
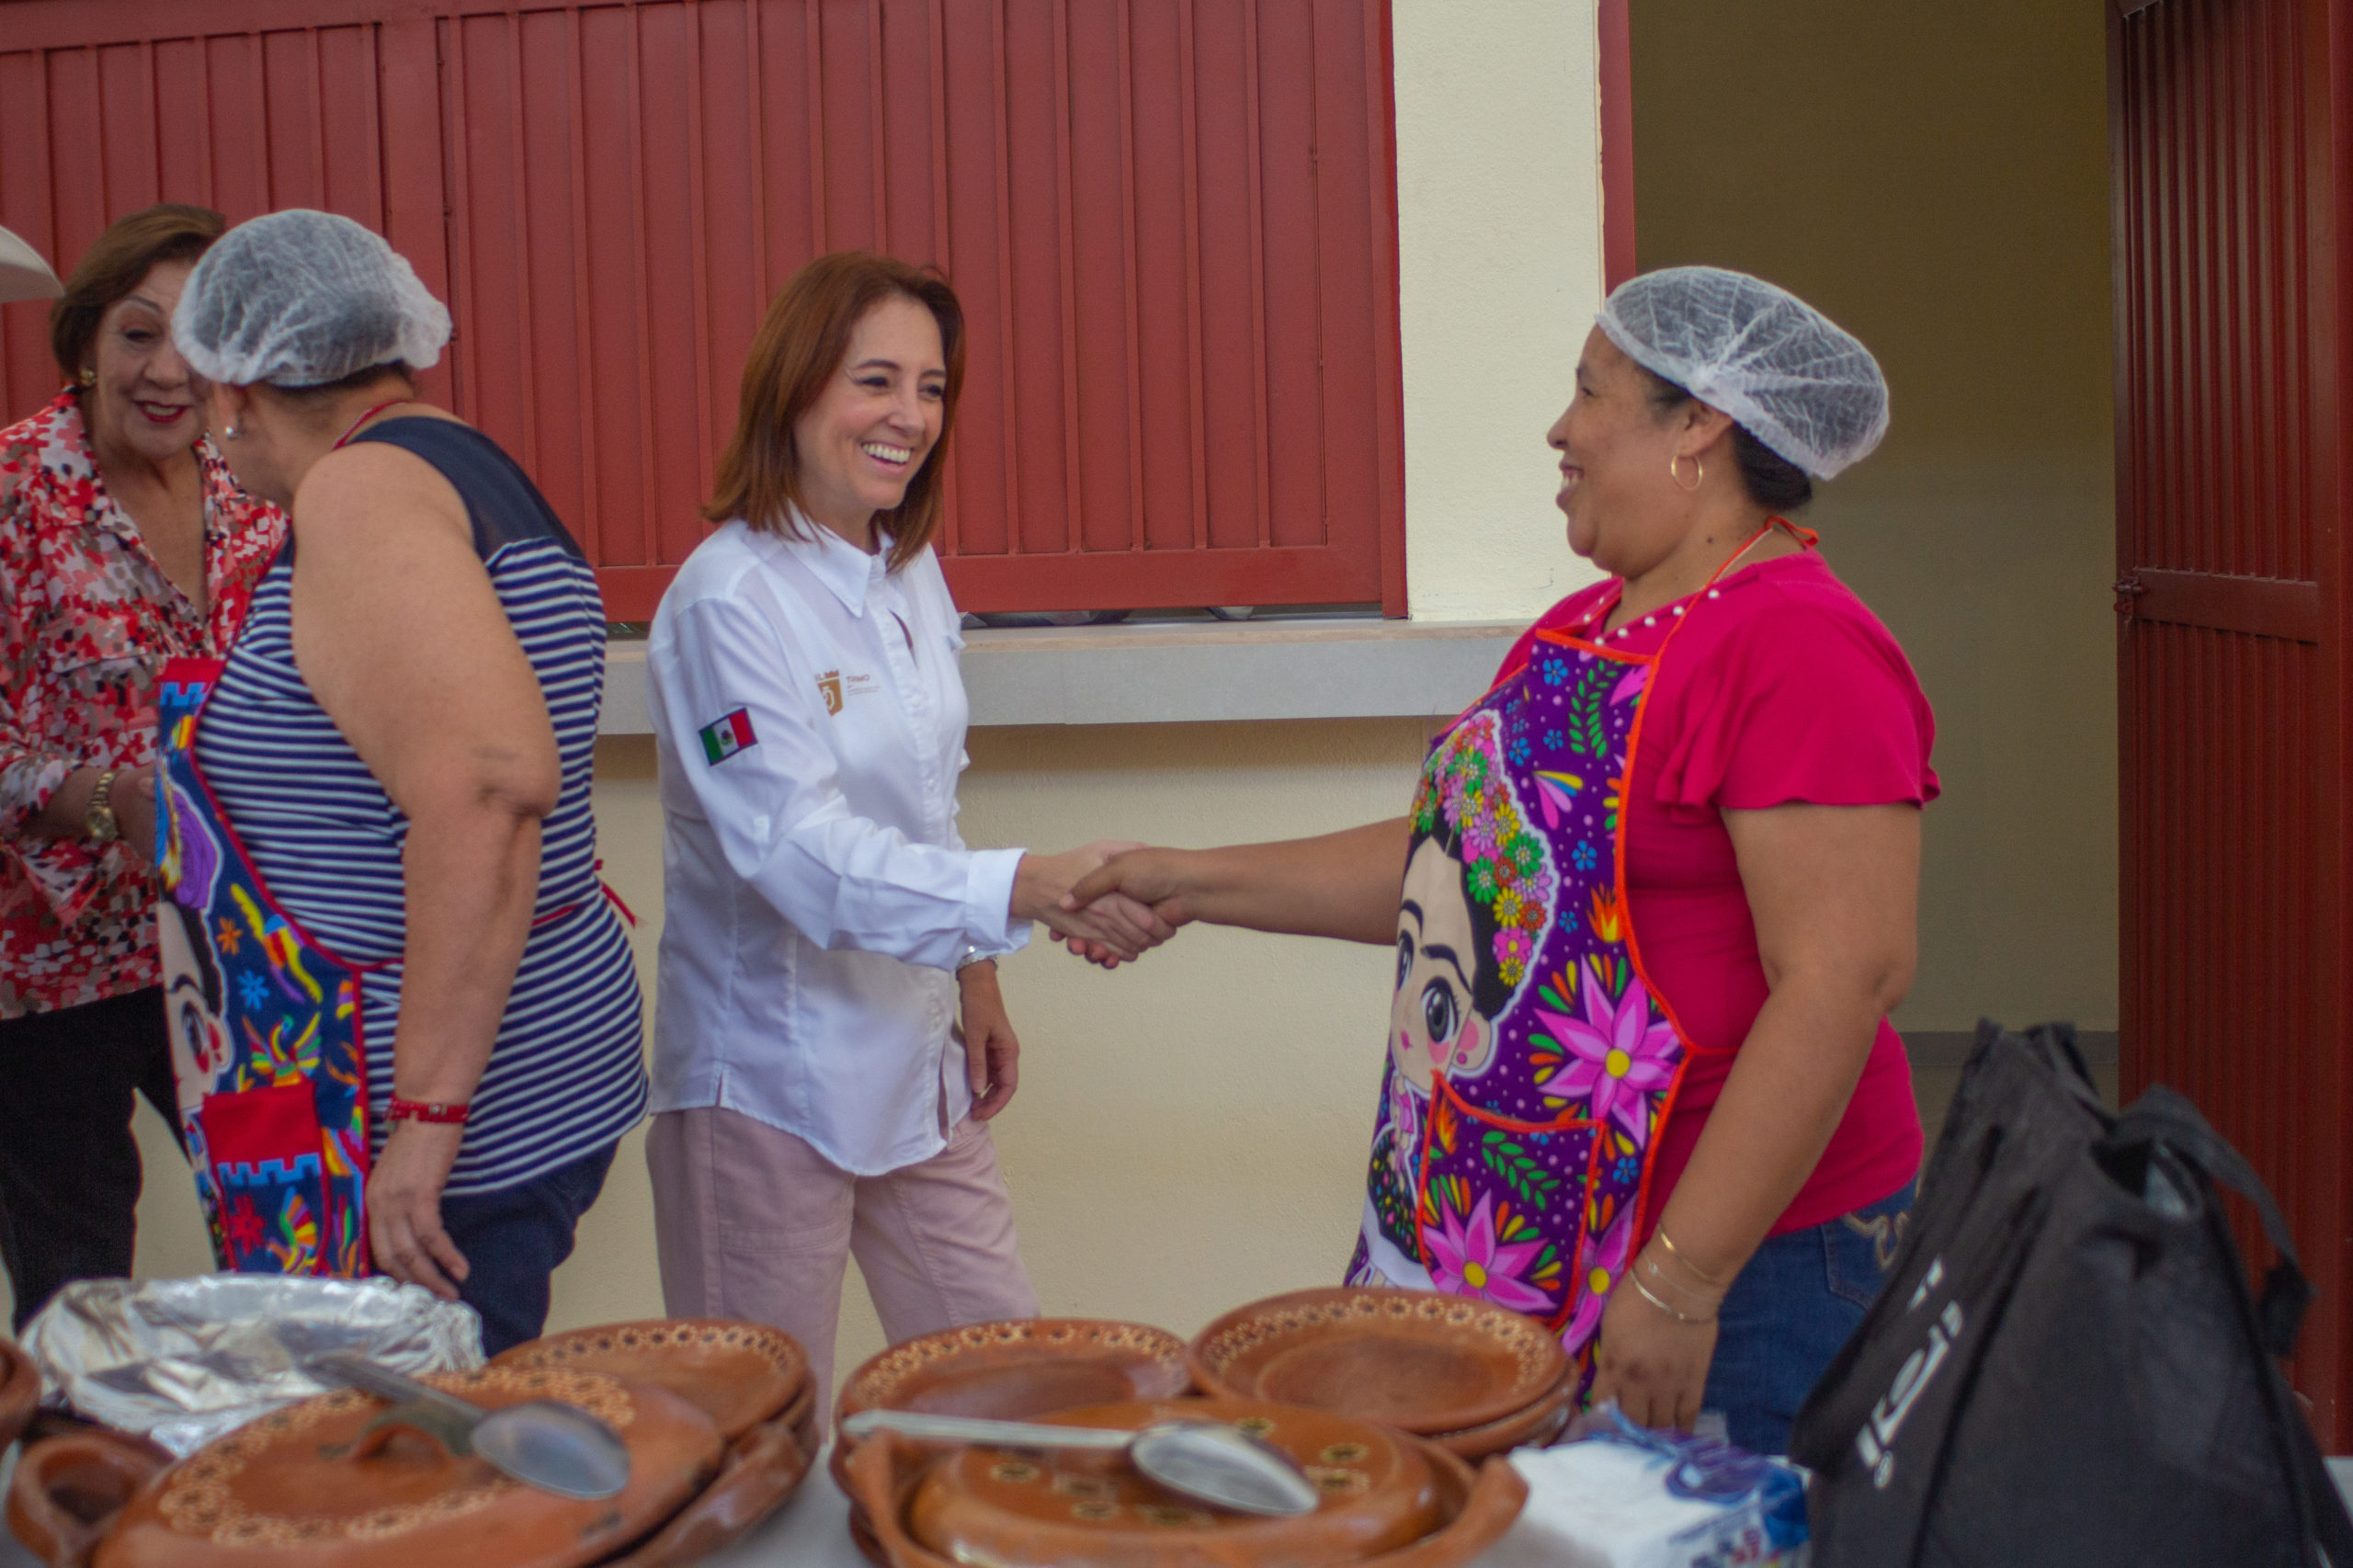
[77,368,96,387]
[1669,453,1703,494]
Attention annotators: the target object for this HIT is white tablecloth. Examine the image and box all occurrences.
[11,1441,2353,1565]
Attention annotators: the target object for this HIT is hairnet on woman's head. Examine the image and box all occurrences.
[174,210,450,388]
[1596,267,1888,479]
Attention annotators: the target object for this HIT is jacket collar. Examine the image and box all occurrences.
[772,508,887,617]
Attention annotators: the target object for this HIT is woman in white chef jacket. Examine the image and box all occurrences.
[643,252,1165,1408]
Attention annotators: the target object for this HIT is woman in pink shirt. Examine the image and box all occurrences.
[1073,268,1933,1454]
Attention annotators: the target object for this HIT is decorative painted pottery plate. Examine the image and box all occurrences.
[839,1319,1190,1425]
[90,1368,723,1568]
[847,1397,1529,1568]
[593,1411,812,1568]
[832,1319,1189,1494]
[1188,1289,1569,1437]
[493,1320,807,1443]
[1427,1370,1575,1460]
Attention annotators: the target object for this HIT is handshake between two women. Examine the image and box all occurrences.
[1031,823,1411,968]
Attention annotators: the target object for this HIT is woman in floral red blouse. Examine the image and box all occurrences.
[0,205,286,1328]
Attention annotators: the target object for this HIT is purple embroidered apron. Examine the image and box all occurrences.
[155,654,373,1277]
[1349,562,1756,1392]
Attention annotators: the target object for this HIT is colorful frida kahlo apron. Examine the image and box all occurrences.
[1349,527,1808,1393]
[154,653,372,1277]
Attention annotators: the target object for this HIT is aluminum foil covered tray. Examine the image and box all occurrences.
[18,1276,482,1455]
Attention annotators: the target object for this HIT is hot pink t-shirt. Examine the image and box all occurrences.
[1493,549,1938,1236]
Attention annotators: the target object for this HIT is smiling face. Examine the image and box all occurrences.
[1546,327,1699,580]
[790,294,948,550]
[1391,837,1497,1092]
[83,259,203,466]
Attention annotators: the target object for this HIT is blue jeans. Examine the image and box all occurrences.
[1699,1180,1915,1455]
[437,1142,617,1356]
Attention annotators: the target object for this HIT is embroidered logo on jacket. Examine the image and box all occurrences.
[817,670,844,715]
[699,709,757,764]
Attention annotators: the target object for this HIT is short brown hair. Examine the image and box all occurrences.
[50,204,227,380]
[704,251,965,572]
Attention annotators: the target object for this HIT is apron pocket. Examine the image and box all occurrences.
[199,1083,333,1274]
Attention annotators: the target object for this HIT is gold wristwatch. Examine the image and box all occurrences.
[85,768,121,844]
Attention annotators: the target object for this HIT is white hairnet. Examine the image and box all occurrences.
[1596,267,1888,479]
[174,210,450,387]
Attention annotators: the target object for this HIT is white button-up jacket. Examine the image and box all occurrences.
[645,517,1028,1175]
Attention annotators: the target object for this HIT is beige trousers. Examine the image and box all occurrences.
[645,1105,1039,1415]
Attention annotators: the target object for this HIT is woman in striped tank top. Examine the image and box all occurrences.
[164,210,644,1353]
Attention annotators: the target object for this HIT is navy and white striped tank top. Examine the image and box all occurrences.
[196,418,646,1196]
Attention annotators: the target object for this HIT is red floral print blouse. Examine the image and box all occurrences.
[0,388,288,1017]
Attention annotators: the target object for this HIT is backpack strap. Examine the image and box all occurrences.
[2107,1088,2353,1567]
[2108,1088,2311,1355]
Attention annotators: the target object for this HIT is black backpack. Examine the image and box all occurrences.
[1790,1020,2353,1567]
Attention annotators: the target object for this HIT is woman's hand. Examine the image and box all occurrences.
[958,960,1019,1119]
[1011,842,1177,962]
[1050,846,1196,969]
[1587,1240,1725,1431]
[366,1119,472,1301]
[111,764,159,869]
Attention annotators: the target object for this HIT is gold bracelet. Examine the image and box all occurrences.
[1639,1254,1725,1317]
[1655,1226,1731,1288]
[1628,1270,1716,1326]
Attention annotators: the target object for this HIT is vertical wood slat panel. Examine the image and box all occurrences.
[0,0,1405,619]
[2113,0,2347,1443]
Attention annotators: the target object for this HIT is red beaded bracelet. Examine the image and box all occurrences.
[387,1096,470,1125]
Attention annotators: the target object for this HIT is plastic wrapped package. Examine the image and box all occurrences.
[18,1276,482,1455]
[1480,1405,1810,1568]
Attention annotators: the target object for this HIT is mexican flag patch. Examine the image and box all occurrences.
[699,708,756,765]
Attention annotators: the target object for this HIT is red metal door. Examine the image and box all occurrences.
[0,0,1405,619]
[2109,0,2351,1444]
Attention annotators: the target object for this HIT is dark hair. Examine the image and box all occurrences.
[1406,815,1514,1024]
[50,204,227,380]
[705,251,966,573]
[1639,367,1813,512]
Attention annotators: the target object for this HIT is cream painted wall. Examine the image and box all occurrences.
[1391,0,1608,623]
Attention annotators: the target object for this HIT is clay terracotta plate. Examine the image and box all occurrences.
[592,1411,811,1568]
[92,1367,723,1568]
[839,1319,1190,1424]
[1427,1371,1575,1460]
[494,1320,807,1443]
[7,1429,172,1568]
[848,1397,1529,1568]
[1188,1289,1570,1437]
[0,1338,39,1454]
[832,1319,1189,1494]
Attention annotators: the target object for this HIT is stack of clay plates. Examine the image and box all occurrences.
[5,1319,814,1568]
[1189,1289,1575,1460]
[842,1395,1527,1568]
[832,1318,1192,1563]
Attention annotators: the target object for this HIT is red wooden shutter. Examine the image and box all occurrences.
[2110,0,2350,1444]
[1,0,1406,619]
[0,4,456,415]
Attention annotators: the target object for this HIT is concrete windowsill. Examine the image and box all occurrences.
[598,618,1527,733]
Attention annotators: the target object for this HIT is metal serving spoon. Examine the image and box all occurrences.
[308,1350,631,1500]
[838,1408,1321,1517]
